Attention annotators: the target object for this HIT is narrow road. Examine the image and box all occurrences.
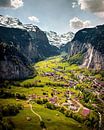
[29,104,42,121]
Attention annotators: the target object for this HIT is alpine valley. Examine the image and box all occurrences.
[0,15,104,130]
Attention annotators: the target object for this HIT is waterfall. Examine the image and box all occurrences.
[98,112,102,130]
[87,47,94,68]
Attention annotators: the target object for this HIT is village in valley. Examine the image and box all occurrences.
[24,56,104,128]
[0,56,104,130]
[30,56,103,111]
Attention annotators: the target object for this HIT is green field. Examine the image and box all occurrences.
[8,103,88,130]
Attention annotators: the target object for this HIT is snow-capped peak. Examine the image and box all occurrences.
[0,15,40,32]
[45,31,74,48]
[0,15,24,29]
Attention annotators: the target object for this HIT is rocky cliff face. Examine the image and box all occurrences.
[68,25,104,70]
[0,42,34,80]
[0,15,59,80]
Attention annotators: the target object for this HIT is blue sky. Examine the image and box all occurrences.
[0,0,104,34]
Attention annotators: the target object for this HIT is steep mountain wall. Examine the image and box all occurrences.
[0,42,34,80]
[68,25,104,70]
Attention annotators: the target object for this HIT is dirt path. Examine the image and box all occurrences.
[29,104,42,121]
[29,103,47,130]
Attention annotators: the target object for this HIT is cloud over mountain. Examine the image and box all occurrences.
[69,17,91,29]
[28,16,40,23]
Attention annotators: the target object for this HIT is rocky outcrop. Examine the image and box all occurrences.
[0,15,59,80]
[68,25,104,70]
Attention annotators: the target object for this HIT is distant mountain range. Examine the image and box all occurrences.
[45,31,74,48]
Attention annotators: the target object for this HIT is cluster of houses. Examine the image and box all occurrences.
[49,96,59,106]
[26,86,82,112]
[62,99,79,111]
[42,71,68,83]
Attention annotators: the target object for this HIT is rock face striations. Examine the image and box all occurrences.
[0,15,59,80]
[68,25,104,70]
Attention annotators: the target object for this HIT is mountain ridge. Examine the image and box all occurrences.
[0,15,59,80]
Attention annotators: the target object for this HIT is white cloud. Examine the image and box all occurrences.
[28,16,40,23]
[69,17,91,29]
[76,0,104,18]
[11,0,23,9]
[0,0,23,9]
